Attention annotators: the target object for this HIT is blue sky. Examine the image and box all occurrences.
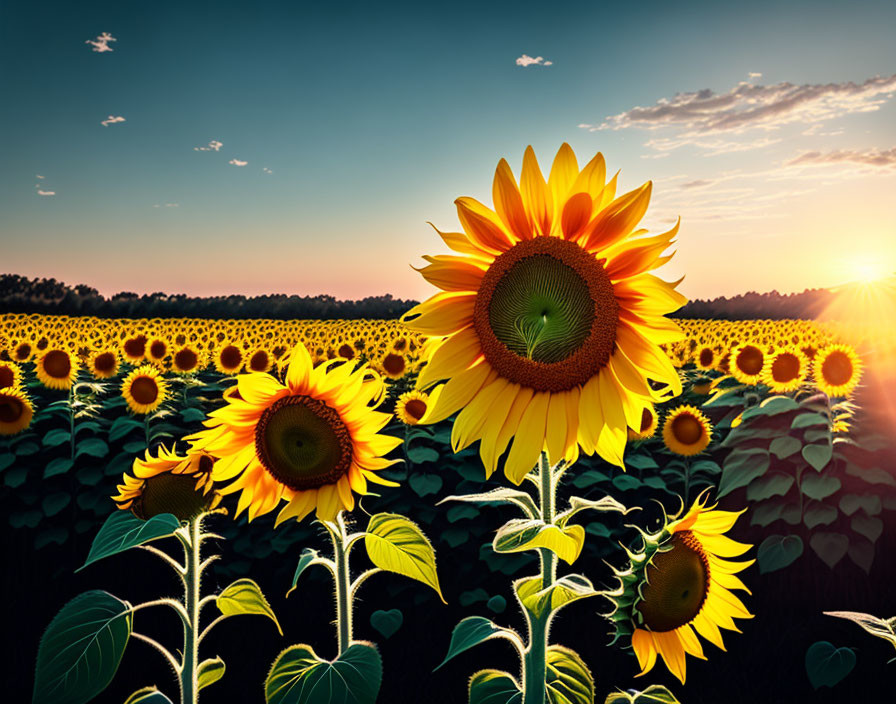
[2,0,894,301]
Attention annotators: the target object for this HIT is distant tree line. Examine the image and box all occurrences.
[0,273,835,320]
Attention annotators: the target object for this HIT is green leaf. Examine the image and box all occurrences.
[265,643,382,704]
[436,616,521,670]
[769,435,802,459]
[571,469,610,488]
[823,611,896,648]
[746,474,794,502]
[286,548,328,597]
[468,670,522,704]
[851,515,883,543]
[487,595,507,614]
[16,440,40,455]
[757,534,803,574]
[447,504,480,522]
[546,645,594,704]
[809,532,849,569]
[407,445,439,464]
[76,438,109,459]
[79,511,181,571]
[718,448,769,498]
[4,465,27,487]
[44,457,74,478]
[555,495,630,527]
[804,503,838,529]
[123,686,175,704]
[605,685,682,703]
[802,443,833,472]
[839,494,881,516]
[459,588,490,607]
[515,574,596,620]
[109,417,144,443]
[217,578,283,635]
[369,609,403,639]
[33,590,133,704]
[364,513,445,602]
[624,454,659,470]
[805,641,855,690]
[845,464,896,487]
[439,488,538,518]
[409,473,443,497]
[792,412,830,429]
[493,520,585,565]
[180,407,207,423]
[801,474,841,501]
[43,428,71,447]
[0,452,15,472]
[612,474,642,491]
[742,395,799,419]
[197,656,226,691]
[42,492,72,517]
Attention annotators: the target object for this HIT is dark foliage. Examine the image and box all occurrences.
[673,288,835,320]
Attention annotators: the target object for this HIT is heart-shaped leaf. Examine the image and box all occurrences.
[493,520,585,564]
[546,645,594,704]
[409,473,443,497]
[123,686,175,704]
[197,656,225,690]
[79,511,181,571]
[265,643,382,704]
[757,534,803,574]
[514,574,596,619]
[802,443,833,472]
[217,578,282,635]
[809,532,849,569]
[364,513,444,602]
[436,616,521,670]
[369,609,403,639]
[805,641,855,689]
[468,670,522,704]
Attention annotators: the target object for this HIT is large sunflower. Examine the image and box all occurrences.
[35,348,79,390]
[186,344,402,524]
[761,347,808,393]
[813,343,862,397]
[606,494,753,683]
[0,361,22,390]
[403,144,685,482]
[113,445,222,521]
[0,387,34,435]
[662,405,712,457]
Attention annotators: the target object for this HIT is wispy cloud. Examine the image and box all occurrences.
[516,54,553,67]
[785,147,896,169]
[35,176,55,196]
[86,32,116,53]
[35,174,44,179]
[194,140,223,152]
[229,159,248,166]
[262,167,273,174]
[153,203,180,208]
[101,115,125,127]
[579,74,896,153]
[36,189,55,196]
[643,135,782,156]
[748,72,763,81]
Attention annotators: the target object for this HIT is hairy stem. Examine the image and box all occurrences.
[327,513,354,656]
[179,514,202,704]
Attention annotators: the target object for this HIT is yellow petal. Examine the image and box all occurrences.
[504,391,550,484]
[401,292,476,336]
[520,146,552,237]
[547,143,579,222]
[422,362,493,424]
[631,629,657,675]
[545,392,568,466]
[417,327,483,390]
[492,158,531,240]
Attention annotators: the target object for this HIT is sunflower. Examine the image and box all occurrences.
[694,345,717,371]
[0,361,22,390]
[628,404,658,441]
[762,347,808,393]
[35,348,79,390]
[729,344,765,385]
[0,387,34,435]
[379,352,408,380]
[403,144,685,482]
[606,494,753,683]
[147,336,170,365]
[814,344,862,397]
[246,348,273,373]
[172,344,204,374]
[662,405,712,456]
[214,341,244,375]
[396,390,429,425]
[88,349,120,379]
[113,446,222,521]
[121,333,148,363]
[122,364,168,414]
[186,344,402,524]
[12,340,34,363]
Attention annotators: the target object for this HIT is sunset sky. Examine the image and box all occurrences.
[2,0,895,302]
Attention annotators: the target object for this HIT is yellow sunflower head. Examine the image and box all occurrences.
[12,340,34,363]
[113,445,222,521]
[172,344,205,374]
[121,333,148,363]
[186,344,402,524]
[605,494,753,683]
[147,336,170,365]
[694,345,717,371]
[662,405,712,456]
[214,341,244,375]
[628,404,658,441]
[403,144,686,483]
[0,387,34,435]
[729,343,765,385]
[246,348,274,374]
[0,361,22,390]
[378,351,408,380]
[122,364,168,415]
[35,348,79,390]
[814,344,862,397]
[88,349,120,379]
[395,390,430,425]
[762,347,809,393]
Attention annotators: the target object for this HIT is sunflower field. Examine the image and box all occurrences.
[4,145,896,704]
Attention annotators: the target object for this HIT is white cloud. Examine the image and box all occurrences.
[101,115,125,126]
[785,147,896,169]
[229,159,248,166]
[194,140,223,152]
[153,203,180,208]
[516,54,552,67]
[86,32,116,53]
[748,72,763,80]
[37,189,55,196]
[643,135,781,156]
[35,174,44,179]
[262,167,273,174]
[580,73,896,153]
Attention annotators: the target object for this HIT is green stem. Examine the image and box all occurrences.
[683,458,691,507]
[144,414,151,450]
[179,515,202,704]
[69,386,75,462]
[328,513,354,656]
[522,452,555,704]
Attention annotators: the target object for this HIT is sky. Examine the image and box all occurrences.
[1,0,895,303]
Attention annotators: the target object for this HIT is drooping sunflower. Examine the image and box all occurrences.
[0,361,22,390]
[213,341,244,375]
[395,390,430,425]
[761,347,808,393]
[122,364,168,415]
[403,144,685,482]
[113,445,222,521]
[186,344,402,524]
[662,405,712,456]
[88,349,120,379]
[628,404,658,441]
[606,494,753,683]
[0,387,34,435]
[729,344,765,385]
[35,348,79,390]
[813,344,862,397]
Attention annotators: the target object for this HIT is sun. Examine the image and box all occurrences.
[851,256,889,284]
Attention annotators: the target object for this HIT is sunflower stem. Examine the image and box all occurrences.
[327,513,354,657]
[683,458,691,507]
[178,513,202,704]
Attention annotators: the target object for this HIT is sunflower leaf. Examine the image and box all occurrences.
[494,519,585,564]
[555,495,630,528]
[436,616,523,670]
[364,513,445,602]
[604,685,681,703]
[79,511,181,571]
[824,611,896,648]
[438,488,539,518]
[197,656,226,691]
[514,574,597,619]
[217,578,282,635]
[468,670,522,704]
[123,686,175,704]
[265,643,382,704]
[546,645,594,704]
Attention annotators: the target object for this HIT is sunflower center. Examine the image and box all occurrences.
[338,344,355,359]
[822,351,853,386]
[473,237,618,392]
[382,353,406,376]
[130,377,159,406]
[255,395,353,491]
[150,341,167,359]
[671,413,704,445]
[249,351,270,371]
[0,396,24,423]
[94,352,116,373]
[43,350,71,379]
[699,348,714,367]
[638,531,710,632]
[0,367,14,389]
[639,408,654,433]
[736,346,763,376]
[771,353,800,383]
[404,399,427,421]
[124,336,146,358]
[219,345,242,370]
[132,472,213,521]
[175,348,199,371]
[15,344,31,360]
